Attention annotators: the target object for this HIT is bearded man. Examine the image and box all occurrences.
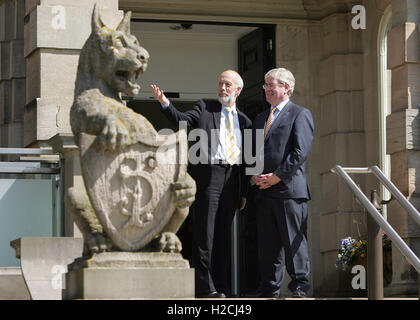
[151,70,251,298]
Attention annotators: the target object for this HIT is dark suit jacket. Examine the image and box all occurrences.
[161,99,252,202]
[252,101,314,200]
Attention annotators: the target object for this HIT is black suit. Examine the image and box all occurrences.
[161,99,252,295]
[251,100,314,297]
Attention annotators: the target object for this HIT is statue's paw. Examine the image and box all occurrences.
[85,232,113,254]
[152,232,182,253]
[172,175,196,209]
[98,117,131,151]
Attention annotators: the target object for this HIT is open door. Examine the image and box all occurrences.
[238,26,275,120]
[237,25,275,295]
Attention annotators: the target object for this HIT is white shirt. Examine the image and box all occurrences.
[269,98,290,123]
[214,104,242,165]
[161,102,242,165]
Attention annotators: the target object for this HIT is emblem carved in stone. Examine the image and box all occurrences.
[66,5,195,255]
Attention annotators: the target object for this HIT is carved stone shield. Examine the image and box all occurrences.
[79,131,187,251]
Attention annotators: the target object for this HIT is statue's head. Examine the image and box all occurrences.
[88,5,149,97]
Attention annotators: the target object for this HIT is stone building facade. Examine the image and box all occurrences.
[0,0,418,297]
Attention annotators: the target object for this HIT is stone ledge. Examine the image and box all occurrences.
[0,266,22,275]
[69,252,190,270]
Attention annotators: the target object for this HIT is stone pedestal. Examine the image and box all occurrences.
[10,237,84,300]
[63,252,195,299]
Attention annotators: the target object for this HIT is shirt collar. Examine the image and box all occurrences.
[222,104,238,114]
[272,98,289,113]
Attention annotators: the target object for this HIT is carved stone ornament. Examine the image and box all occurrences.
[79,132,187,251]
[67,5,195,254]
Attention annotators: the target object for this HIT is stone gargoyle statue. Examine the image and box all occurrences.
[66,5,195,256]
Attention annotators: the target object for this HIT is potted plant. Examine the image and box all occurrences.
[335,233,393,286]
[335,236,367,271]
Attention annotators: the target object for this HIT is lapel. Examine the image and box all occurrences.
[211,103,222,159]
[213,102,222,130]
[237,110,246,131]
[259,108,271,129]
[264,101,292,141]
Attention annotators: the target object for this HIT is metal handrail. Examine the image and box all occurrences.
[331,165,420,273]
[337,166,420,226]
[370,166,420,226]
[0,148,63,236]
[0,148,59,174]
[0,148,56,155]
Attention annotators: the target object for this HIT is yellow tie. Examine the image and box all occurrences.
[225,107,240,165]
[264,107,277,138]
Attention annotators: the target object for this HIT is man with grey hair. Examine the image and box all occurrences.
[249,67,314,298]
[151,70,251,298]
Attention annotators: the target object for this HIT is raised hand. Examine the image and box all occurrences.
[150,84,170,106]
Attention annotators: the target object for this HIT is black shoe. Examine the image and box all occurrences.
[196,291,226,298]
[291,288,306,298]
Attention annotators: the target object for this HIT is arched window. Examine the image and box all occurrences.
[377,5,392,219]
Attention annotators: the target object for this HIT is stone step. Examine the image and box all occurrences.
[0,267,417,300]
[195,296,419,300]
[0,267,30,300]
[196,297,418,300]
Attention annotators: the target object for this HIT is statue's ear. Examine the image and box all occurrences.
[92,3,105,34]
[116,11,131,34]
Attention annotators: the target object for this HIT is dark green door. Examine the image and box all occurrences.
[238,26,275,120]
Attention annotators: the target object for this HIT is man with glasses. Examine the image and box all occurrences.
[150,70,251,298]
[249,67,314,298]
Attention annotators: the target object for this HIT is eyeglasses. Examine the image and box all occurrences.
[262,82,285,90]
[262,83,284,90]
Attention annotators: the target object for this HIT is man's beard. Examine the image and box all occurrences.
[218,92,236,106]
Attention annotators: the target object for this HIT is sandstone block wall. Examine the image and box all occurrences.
[22,0,122,147]
[384,0,420,296]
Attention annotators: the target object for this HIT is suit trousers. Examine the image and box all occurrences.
[255,196,310,296]
[191,164,239,294]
